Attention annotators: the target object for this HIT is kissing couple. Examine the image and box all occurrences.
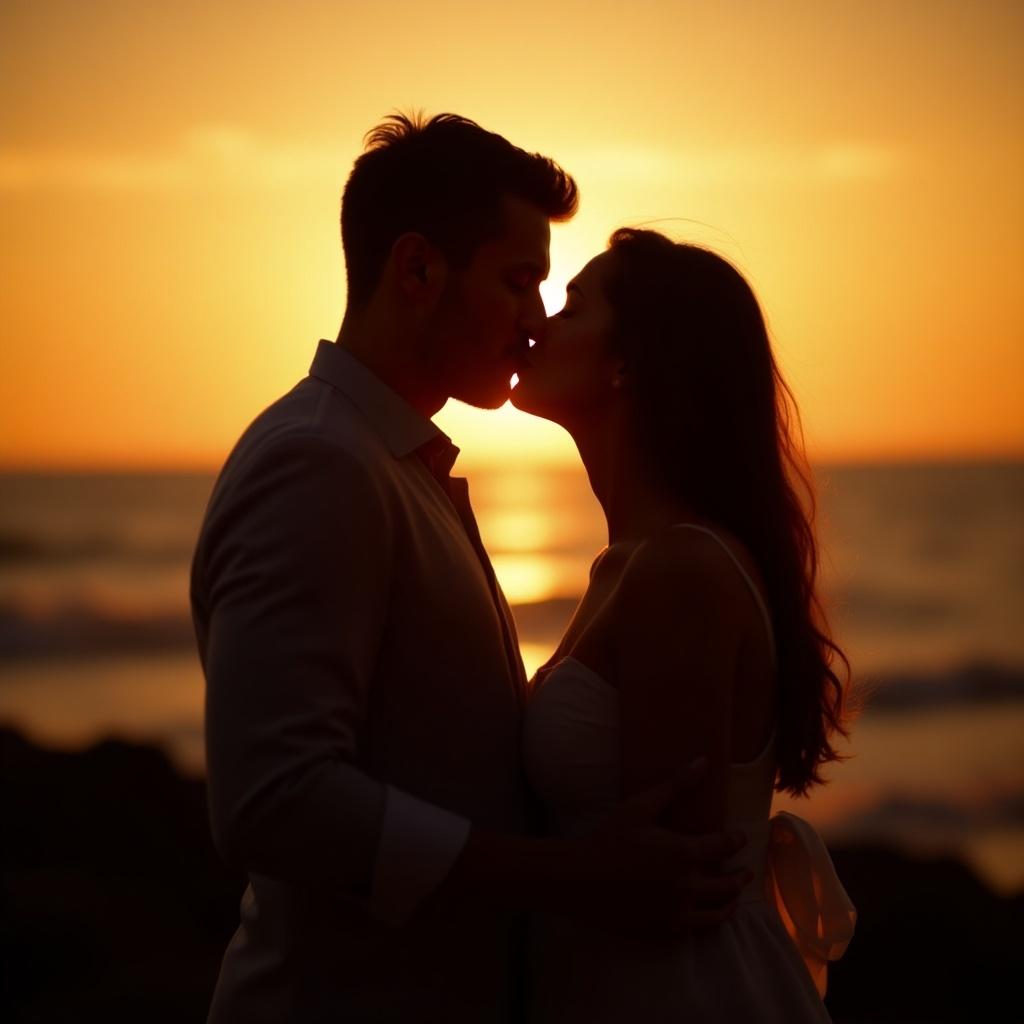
[192,112,856,1023]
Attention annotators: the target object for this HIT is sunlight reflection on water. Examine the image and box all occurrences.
[479,511,557,553]
[489,553,582,605]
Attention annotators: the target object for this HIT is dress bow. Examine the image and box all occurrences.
[765,811,857,997]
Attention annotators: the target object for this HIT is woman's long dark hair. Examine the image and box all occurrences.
[605,228,849,796]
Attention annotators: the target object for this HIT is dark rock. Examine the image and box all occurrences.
[1,727,244,1022]
[826,846,1022,1021]
[2,727,1021,1022]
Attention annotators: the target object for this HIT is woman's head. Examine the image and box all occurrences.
[514,229,775,452]
[515,227,850,795]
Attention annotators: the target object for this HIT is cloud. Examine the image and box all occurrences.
[572,142,903,186]
[0,126,350,192]
[0,128,904,193]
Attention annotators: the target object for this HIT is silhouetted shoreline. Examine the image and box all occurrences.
[2,726,1020,1022]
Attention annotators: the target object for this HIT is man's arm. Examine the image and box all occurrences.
[200,437,467,917]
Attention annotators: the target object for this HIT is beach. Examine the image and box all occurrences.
[1,461,1022,1019]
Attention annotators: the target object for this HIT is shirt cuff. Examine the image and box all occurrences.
[369,784,472,927]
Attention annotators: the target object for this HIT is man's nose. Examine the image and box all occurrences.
[521,292,548,341]
[528,319,548,345]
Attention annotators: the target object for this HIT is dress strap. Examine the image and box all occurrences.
[671,523,777,666]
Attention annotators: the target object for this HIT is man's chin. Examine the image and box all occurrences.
[451,380,515,410]
[509,379,564,424]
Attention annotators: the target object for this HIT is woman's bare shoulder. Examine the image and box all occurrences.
[616,523,750,607]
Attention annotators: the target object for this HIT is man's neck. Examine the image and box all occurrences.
[335,315,447,419]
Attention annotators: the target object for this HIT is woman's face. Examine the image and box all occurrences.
[510,250,624,423]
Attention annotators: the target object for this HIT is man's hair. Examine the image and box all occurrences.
[341,112,578,308]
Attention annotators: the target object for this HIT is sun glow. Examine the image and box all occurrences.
[478,511,557,553]
[2,1,1022,468]
[519,643,554,680]
[488,554,561,606]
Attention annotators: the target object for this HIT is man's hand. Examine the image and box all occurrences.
[434,759,750,938]
[562,760,750,940]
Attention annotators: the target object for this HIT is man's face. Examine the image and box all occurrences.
[425,195,551,409]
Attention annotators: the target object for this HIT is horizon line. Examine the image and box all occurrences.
[1,452,1022,475]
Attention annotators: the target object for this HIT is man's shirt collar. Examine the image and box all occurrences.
[309,339,458,465]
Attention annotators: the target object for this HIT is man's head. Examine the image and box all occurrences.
[340,113,578,408]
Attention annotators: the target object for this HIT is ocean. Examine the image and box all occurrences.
[1,462,1022,894]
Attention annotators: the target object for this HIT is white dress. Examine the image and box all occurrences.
[522,525,855,1023]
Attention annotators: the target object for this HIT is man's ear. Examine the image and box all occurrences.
[390,232,446,304]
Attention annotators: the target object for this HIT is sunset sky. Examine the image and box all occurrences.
[2,0,1022,469]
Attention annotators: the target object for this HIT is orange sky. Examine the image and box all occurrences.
[1,0,1022,469]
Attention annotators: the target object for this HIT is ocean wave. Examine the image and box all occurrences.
[0,599,578,660]
[3,597,1024,716]
[827,788,1024,838]
[0,529,193,566]
[0,601,195,659]
[857,662,1024,711]
[510,597,579,642]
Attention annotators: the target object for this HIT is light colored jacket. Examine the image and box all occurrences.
[192,340,530,1022]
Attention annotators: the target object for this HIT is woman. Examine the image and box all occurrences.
[512,228,855,1022]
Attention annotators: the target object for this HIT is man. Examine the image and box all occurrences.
[192,113,745,1022]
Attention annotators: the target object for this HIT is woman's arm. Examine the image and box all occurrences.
[612,530,742,836]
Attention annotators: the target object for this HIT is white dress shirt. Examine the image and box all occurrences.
[192,340,530,1022]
